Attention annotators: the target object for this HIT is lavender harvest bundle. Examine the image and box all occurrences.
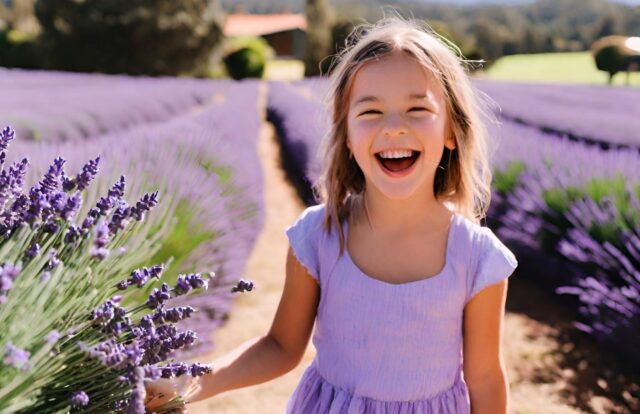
[0,126,250,413]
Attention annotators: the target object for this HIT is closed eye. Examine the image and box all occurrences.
[359,110,382,116]
[409,107,428,112]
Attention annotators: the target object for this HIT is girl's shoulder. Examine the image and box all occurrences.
[456,215,519,305]
[284,204,328,283]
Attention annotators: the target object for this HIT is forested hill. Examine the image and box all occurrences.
[221,0,640,63]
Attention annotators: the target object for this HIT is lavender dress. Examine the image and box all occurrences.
[284,204,518,414]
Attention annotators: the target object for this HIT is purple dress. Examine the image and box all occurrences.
[284,204,518,414]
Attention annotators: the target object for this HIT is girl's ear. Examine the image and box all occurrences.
[445,134,456,151]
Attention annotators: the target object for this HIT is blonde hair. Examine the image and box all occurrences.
[312,13,494,256]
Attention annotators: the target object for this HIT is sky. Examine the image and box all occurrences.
[419,0,640,4]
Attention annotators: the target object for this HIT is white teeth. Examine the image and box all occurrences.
[378,150,413,159]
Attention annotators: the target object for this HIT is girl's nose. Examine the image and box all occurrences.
[382,114,408,137]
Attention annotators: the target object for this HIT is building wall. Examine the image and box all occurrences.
[263,29,306,59]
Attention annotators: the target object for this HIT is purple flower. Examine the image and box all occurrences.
[117,265,164,291]
[146,283,171,309]
[231,279,255,293]
[61,191,82,221]
[46,250,60,271]
[0,126,15,151]
[131,191,159,221]
[71,156,101,191]
[38,157,65,195]
[70,390,89,407]
[126,368,146,414]
[46,330,61,344]
[92,299,117,325]
[109,176,126,199]
[1,263,21,282]
[92,247,109,260]
[174,273,208,295]
[64,225,83,243]
[24,243,40,261]
[41,271,51,282]
[92,220,110,259]
[0,275,12,292]
[4,342,30,370]
[142,364,162,381]
[190,362,213,377]
[108,203,131,234]
[152,306,195,324]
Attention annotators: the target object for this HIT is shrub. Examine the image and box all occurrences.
[591,35,640,84]
[34,0,223,76]
[222,40,268,80]
[0,29,39,69]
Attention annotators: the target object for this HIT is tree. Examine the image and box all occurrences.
[591,35,638,84]
[304,0,335,77]
[35,0,223,76]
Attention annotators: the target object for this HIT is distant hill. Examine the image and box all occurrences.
[221,0,640,13]
[221,0,640,66]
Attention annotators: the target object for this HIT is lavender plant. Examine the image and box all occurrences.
[5,79,266,356]
[0,126,253,413]
[0,68,235,142]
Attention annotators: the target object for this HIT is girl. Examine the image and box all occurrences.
[147,15,518,414]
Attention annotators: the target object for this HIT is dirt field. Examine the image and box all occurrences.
[189,82,639,414]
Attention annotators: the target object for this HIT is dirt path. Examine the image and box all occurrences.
[189,81,637,414]
[189,82,312,414]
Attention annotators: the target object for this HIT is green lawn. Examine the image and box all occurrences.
[481,51,640,86]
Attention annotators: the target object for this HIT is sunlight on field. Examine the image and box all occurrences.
[264,59,305,81]
[482,51,640,86]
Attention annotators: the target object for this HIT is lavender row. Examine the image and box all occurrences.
[0,67,237,142]
[0,125,222,413]
[485,119,640,367]
[6,80,265,356]
[474,79,640,149]
[266,79,329,205]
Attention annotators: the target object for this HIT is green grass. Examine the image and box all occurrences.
[148,199,217,279]
[481,51,640,86]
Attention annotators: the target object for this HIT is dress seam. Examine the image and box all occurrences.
[311,364,465,404]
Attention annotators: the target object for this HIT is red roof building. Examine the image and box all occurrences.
[223,13,307,58]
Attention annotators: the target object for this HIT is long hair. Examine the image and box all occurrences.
[312,13,495,256]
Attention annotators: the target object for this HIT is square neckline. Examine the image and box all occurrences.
[341,212,459,287]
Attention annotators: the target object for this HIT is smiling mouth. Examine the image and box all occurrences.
[374,151,421,173]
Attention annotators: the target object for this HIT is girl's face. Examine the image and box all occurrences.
[346,50,455,202]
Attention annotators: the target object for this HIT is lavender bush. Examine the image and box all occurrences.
[0,126,255,412]
[5,79,265,356]
[487,120,640,368]
[0,67,237,142]
[475,79,640,149]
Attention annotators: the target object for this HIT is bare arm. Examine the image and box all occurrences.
[187,245,320,403]
[463,279,510,414]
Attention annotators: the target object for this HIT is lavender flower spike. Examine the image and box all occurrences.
[131,191,159,221]
[126,367,146,414]
[0,126,15,151]
[70,391,89,407]
[46,330,61,344]
[4,342,30,370]
[67,155,101,191]
[231,279,255,293]
[39,157,65,195]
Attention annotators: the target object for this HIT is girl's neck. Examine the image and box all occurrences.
[352,189,451,234]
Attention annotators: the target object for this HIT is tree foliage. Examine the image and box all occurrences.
[304,0,335,76]
[34,0,224,76]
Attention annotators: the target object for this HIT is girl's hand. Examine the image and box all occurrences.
[144,376,193,411]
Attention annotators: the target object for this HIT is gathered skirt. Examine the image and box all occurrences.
[286,365,471,414]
